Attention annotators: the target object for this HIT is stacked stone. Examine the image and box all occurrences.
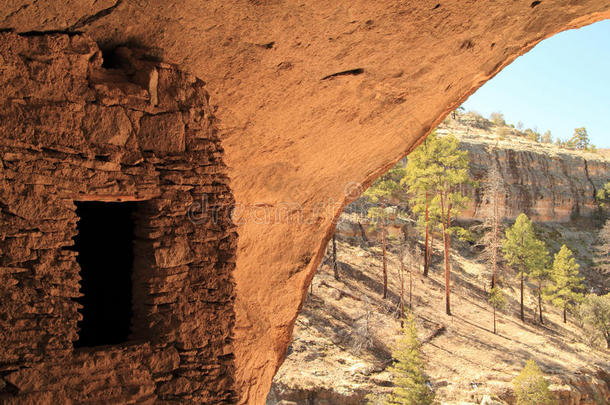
[0,33,237,404]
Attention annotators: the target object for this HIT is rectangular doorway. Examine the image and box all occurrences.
[73,201,137,348]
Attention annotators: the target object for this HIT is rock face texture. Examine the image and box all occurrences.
[1,2,610,404]
[460,138,610,223]
[0,33,236,403]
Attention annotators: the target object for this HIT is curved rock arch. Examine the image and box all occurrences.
[1,1,610,404]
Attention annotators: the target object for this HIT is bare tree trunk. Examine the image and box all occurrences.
[399,254,405,325]
[444,230,451,316]
[357,222,368,242]
[563,306,567,323]
[409,263,413,310]
[491,193,499,289]
[381,202,388,300]
[538,283,544,324]
[428,231,434,275]
[520,271,525,322]
[423,192,430,277]
[332,233,339,281]
[493,306,496,334]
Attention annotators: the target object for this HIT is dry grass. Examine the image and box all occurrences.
[270,230,610,404]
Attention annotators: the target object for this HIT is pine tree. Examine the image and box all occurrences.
[404,133,472,314]
[512,359,554,405]
[595,181,610,209]
[488,286,506,334]
[435,136,472,316]
[502,214,549,322]
[365,167,404,299]
[527,246,551,325]
[546,245,584,323]
[405,134,472,315]
[382,314,437,405]
[403,134,442,277]
[567,127,590,150]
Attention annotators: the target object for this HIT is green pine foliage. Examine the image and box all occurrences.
[567,127,590,150]
[527,243,551,324]
[402,132,474,314]
[502,213,550,322]
[546,245,584,323]
[364,166,405,209]
[488,286,507,310]
[381,314,437,405]
[512,359,554,405]
[488,286,506,334]
[595,181,610,209]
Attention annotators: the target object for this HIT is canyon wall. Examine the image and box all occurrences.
[462,139,610,223]
[1,1,610,403]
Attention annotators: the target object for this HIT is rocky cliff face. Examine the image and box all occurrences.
[456,136,610,223]
[337,132,610,241]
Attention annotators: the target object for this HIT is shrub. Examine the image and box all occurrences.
[490,112,506,126]
[512,359,554,405]
[578,293,610,349]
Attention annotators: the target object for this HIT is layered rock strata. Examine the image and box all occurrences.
[462,139,609,223]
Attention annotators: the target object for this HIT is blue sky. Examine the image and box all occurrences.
[463,19,610,148]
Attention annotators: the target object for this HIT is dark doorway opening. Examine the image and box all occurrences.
[73,201,137,348]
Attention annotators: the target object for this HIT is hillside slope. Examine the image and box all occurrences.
[267,123,610,405]
[268,226,609,404]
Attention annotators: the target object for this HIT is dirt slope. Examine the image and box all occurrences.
[268,222,610,404]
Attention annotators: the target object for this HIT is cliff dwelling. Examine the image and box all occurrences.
[0,36,237,403]
[1,1,610,404]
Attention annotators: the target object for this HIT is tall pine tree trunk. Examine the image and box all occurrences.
[332,234,339,281]
[493,306,496,334]
[519,233,525,323]
[428,231,434,274]
[444,229,451,315]
[381,202,388,300]
[423,192,430,277]
[538,282,544,324]
[440,192,452,316]
[563,306,567,323]
[520,270,525,322]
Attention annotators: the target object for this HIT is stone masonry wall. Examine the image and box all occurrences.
[0,33,236,404]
